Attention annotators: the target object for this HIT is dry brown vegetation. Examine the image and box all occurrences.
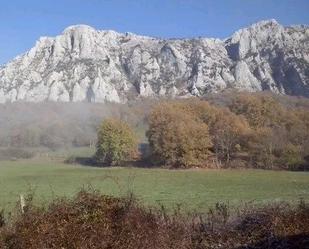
[146,102,213,167]
[146,93,309,169]
[0,191,308,249]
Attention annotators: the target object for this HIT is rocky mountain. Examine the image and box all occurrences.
[0,19,308,103]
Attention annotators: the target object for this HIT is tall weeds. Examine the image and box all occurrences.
[0,191,308,249]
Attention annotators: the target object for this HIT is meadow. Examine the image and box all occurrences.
[0,148,308,213]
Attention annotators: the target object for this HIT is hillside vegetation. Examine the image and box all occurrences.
[1,92,309,170]
[146,93,309,169]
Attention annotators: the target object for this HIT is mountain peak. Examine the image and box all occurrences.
[0,20,308,104]
[63,24,96,33]
[254,19,280,27]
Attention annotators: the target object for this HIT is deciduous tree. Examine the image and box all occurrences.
[147,103,212,168]
[96,118,137,166]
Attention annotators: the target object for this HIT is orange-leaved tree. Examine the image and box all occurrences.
[147,102,212,168]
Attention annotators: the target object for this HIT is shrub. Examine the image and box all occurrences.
[0,191,191,249]
[0,210,4,228]
[276,143,304,170]
[96,118,138,166]
[0,191,308,249]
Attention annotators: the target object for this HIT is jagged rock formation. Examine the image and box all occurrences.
[0,19,308,103]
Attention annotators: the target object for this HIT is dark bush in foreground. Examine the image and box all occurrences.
[0,192,191,249]
[0,191,308,249]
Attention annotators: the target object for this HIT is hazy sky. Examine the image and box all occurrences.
[0,0,308,65]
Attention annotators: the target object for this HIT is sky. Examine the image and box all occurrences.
[0,0,308,65]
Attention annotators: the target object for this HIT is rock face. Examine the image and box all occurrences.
[0,20,308,103]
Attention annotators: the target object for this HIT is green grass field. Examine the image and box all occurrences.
[1,150,309,213]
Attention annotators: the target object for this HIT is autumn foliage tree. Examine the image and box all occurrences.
[146,99,252,168]
[146,94,309,170]
[147,102,213,168]
[229,93,309,169]
[229,93,284,128]
[96,118,137,166]
[174,99,251,164]
[209,108,250,164]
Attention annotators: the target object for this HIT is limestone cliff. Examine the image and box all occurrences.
[0,20,308,103]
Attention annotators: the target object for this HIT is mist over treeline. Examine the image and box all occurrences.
[0,100,155,150]
[0,91,308,152]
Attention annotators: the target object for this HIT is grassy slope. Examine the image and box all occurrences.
[0,156,309,212]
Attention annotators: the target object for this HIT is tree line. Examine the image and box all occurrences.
[96,93,309,170]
